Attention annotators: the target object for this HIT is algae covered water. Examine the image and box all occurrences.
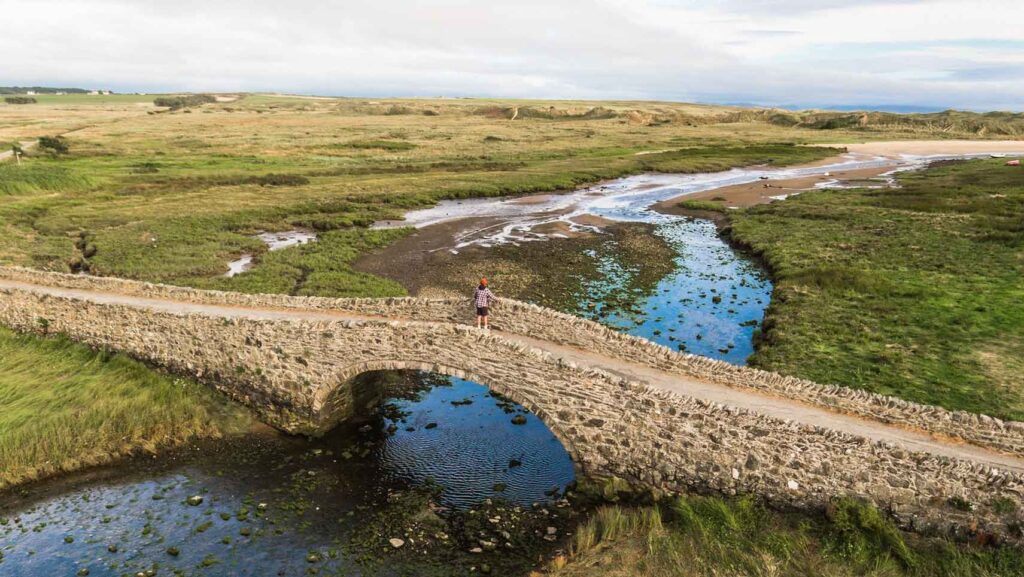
[577,217,771,365]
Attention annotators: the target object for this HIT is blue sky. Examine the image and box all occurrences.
[2,0,1022,111]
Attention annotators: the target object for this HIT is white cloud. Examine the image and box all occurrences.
[1,0,1022,110]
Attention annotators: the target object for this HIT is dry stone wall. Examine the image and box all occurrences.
[2,267,1024,539]
[3,266,1022,455]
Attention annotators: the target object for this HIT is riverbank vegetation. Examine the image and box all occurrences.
[552,493,1024,577]
[0,327,253,490]
[728,159,1024,419]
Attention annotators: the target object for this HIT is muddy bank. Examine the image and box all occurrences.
[354,219,676,313]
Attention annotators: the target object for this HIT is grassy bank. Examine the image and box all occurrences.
[726,159,1024,419]
[0,327,253,490]
[552,495,1024,577]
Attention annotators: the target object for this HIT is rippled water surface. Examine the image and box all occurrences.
[375,376,575,509]
[0,373,575,577]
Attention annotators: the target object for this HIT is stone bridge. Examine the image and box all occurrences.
[1,266,1023,539]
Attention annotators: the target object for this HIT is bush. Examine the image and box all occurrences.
[153,94,217,110]
[38,135,70,154]
[823,497,916,569]
[340,140,417,151]
[250,173,309,187]
[4,96,36,105]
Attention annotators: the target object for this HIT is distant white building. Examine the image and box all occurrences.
[89,90,99,95]
[26,90,36,95]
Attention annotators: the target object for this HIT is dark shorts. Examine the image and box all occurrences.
[476,306,489,317]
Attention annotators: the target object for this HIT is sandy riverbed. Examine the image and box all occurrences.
[653,140,1024,210]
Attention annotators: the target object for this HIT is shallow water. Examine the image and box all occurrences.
[0,373,575,576]
[577,219,771,364]
[374,153,904,246]
[225,230,318,277]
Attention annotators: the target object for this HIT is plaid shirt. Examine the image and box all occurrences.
[474,287,495,308]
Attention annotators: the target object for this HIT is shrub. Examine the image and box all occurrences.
[4,96,36,104]
[822,497,915,569]
[250,173,309,187]
[153,94,217,110]
[129,162,160,174]
[38,135,70,154]
[340,140,417,151]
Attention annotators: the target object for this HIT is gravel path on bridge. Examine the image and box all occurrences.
[3,277,1023,474]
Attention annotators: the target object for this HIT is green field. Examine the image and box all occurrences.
[728,159,1024,419]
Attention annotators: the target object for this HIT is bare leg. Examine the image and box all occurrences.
[483,315,489,330]
[476,315,482,329]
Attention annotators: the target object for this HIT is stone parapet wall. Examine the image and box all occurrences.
[2,266,1021,456]
[0,274,1022,540]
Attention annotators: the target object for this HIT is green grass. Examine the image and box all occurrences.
[728,159,1024,419]
[675,199,730,212]
[0,327,253,489]
[189,227,412,297]
[555,495,1024,577]
[0,163,92,196]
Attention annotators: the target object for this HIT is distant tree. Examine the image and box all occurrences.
[38,135,70,154]
[4,96,37,104]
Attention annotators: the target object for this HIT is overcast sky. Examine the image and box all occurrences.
[2,0,1022,110]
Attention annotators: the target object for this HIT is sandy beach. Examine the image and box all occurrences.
[835,139,1024,157]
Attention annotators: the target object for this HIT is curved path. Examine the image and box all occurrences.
[2,276,1023,474]
[0,140,36,161]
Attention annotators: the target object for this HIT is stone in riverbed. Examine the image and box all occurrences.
[511,415,527,425]
[389,538,405,549]
[186,495,204,506]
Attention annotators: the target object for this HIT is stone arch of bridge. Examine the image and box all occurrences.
[315,358,586,473]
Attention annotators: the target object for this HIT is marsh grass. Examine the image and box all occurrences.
[558,496,1024,577]
[0,163,92,196]
[729,159,1024,419]
[0,95,848,287]
[0,327,252,490]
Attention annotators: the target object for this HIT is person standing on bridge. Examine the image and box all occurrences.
[474,278,496,330]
